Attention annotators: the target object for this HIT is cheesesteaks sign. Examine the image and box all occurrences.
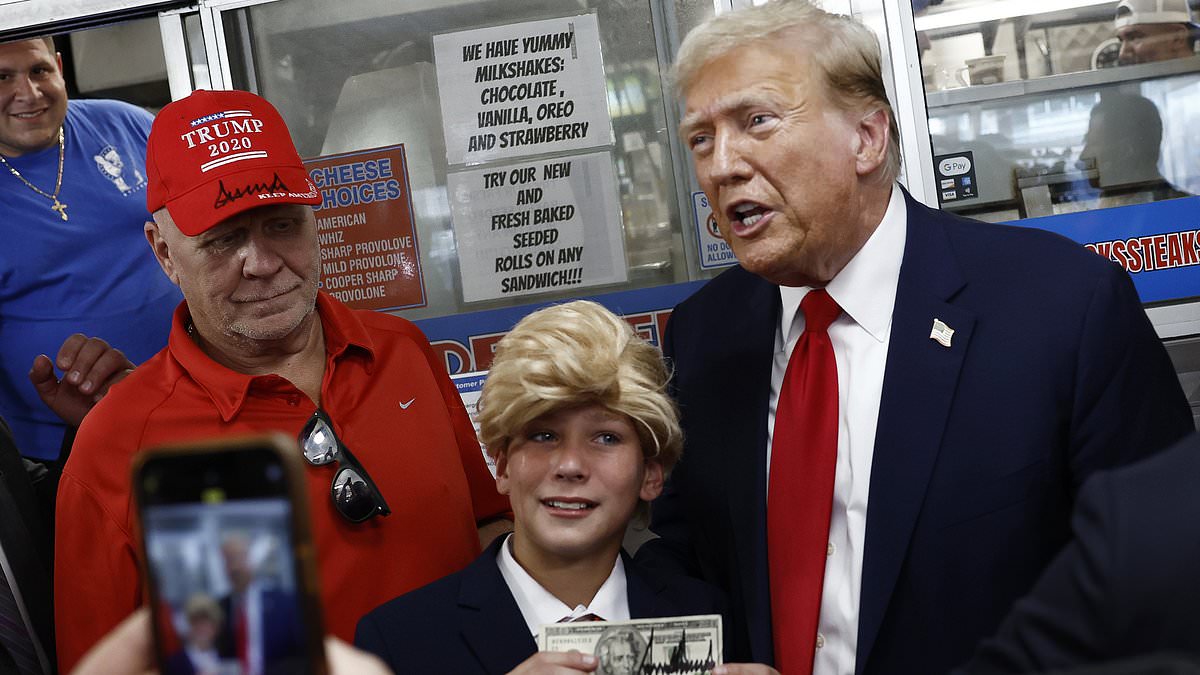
[447,151,626,303]
[305,145,427,311]
[432,14,613,165]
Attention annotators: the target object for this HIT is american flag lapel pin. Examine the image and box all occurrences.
[930,318,954,348]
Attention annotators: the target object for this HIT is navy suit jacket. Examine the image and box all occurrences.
[216,586,304,670]
[961,432,1200,673]
[163,649,200,675]
[637,190,1193,674]
[0,416,53,668]
[354,537,728,674]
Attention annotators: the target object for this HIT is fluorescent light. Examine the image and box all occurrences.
[915,0,1115,32]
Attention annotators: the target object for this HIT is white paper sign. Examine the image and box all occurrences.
[451,371,494,477]
[448,151,627,302]
[433,14,613,165]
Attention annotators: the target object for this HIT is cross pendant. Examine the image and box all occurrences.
[52,200,69,221]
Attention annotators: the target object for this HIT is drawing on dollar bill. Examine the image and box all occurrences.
[538,614,722,675]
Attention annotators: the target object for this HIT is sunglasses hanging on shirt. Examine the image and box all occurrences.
[299,409,391,523]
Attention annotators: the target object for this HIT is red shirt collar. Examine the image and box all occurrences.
[167,292,376,422]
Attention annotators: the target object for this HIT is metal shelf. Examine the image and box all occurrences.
[926,55,1200,108]
[0,0,186,36]
[915,0,1116,34]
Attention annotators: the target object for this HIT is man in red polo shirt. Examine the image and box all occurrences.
[54,89,510,671]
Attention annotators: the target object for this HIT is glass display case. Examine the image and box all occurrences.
[207,0,704,321]
[914,0,1200,418]
[925,57,1200,222]
[916,0,1200,222]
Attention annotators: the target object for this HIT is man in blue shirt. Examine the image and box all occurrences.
[0,36,180,459]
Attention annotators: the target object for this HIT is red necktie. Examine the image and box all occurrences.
[768,288,841,674]
[236,602,250,675]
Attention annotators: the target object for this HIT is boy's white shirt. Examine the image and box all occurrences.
[496,533,631,637]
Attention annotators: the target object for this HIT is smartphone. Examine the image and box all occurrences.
[133,434,327,675]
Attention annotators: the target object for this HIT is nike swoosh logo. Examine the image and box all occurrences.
[399,398,416,409]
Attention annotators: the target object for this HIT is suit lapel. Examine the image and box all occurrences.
[625,551,667,618]
[719,271,781,664]
[458,540,540,674]
[856,193,975,673]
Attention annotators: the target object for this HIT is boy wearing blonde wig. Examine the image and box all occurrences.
[356,301,753,674]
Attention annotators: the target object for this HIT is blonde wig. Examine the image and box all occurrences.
[478,300,681,479]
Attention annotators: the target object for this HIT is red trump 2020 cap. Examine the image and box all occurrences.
[146,89,320,236]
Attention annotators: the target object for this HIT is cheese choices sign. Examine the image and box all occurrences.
[305,144,427,311]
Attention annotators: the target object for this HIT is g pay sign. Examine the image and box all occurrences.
[693,191,736,270]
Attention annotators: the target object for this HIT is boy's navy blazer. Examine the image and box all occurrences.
[355,536,727,674]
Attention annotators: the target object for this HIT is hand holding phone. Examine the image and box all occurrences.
[133,435,326,675]
[70,609,394,675]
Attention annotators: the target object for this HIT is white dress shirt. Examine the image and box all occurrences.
[496,534,630,638]
[183,646,221,674]
[766,186,907,675]
[234,582,265,675]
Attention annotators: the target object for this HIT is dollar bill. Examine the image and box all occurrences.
[538,614,722,675]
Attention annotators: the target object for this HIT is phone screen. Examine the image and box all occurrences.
[136,440,320,675]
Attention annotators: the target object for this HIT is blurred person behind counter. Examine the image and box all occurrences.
[1115,0,1199,64]
[1076,91,1191,206]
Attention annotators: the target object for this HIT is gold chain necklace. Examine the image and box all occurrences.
[0,128,69,221]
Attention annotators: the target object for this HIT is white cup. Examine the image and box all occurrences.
[956,55,1006,86]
